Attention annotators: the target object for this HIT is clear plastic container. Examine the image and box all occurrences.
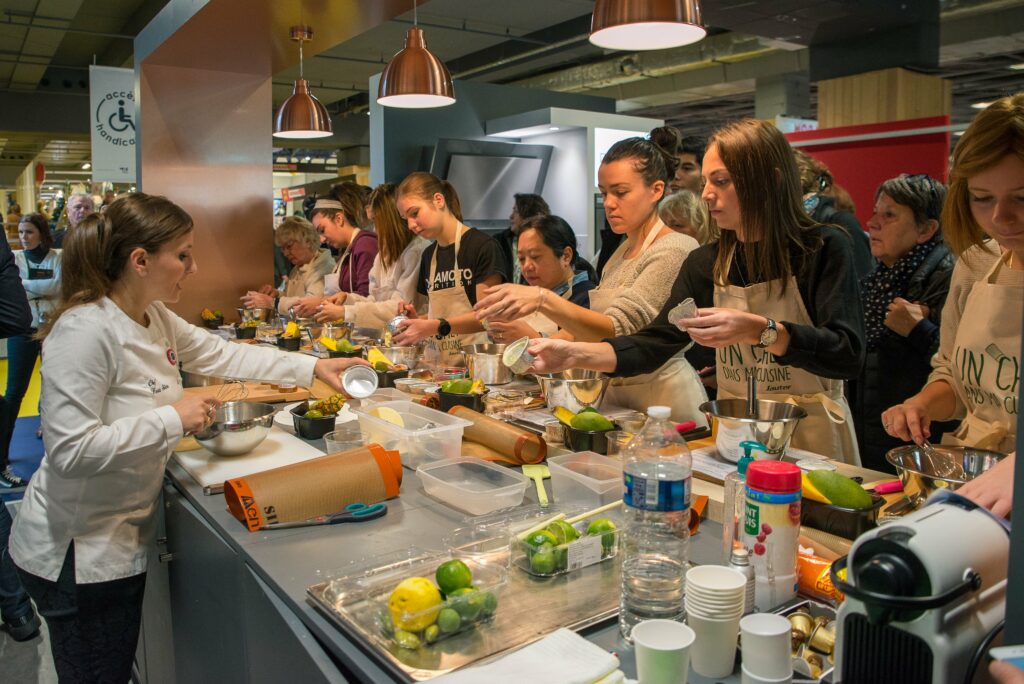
[360,388,407,405]
[548,451,623,509]
[351,400,472,470]
[416,458,529,515]
[511,517,620,578]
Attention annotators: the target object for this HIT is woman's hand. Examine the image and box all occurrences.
[314,357,371,394]
[488,319,539,343]
[314,303,346,323]
[959,452,1015,518]
[257,284,277,296]
[881,401,932,444]
[393,317,438,345]
[241,291,275,309]
[173,394,221,435]
[324,291,348,306]
[677,308,764,348]
[398,301,420,319]
[990,659,1024,683]
[292,295,323,318]
[475,284,544,322]
[524,338,580,374]
[885,297,929,337]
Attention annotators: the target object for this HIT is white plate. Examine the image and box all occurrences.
[273,401,358,431]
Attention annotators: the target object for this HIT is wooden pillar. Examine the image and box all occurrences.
[817,67,951,128]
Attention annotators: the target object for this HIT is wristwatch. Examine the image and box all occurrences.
[757,318,778,348]
[436,318,451,338]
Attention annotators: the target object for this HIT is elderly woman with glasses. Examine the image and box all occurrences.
[848,173,955,471]
[240,216,335,314]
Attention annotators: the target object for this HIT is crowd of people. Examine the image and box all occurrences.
[0,94,1020,680]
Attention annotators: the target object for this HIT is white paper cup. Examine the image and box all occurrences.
[685,601,744,621]
[687,612,741,678]
[686,565,748,593]
[741,663,793,684]
[740,614,793,680]
[632,620,695,684]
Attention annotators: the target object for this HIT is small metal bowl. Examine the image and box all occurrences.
[699,399,808,461]
[194,401,275,456]
[885,444,1006,497]
[535,369,611,414]
[237,307,273,323]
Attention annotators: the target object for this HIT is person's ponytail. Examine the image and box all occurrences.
[440,180,463,222]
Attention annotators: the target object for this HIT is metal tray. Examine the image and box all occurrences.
[307,546,619,680]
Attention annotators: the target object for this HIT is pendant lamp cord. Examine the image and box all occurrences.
[414,0,418,25]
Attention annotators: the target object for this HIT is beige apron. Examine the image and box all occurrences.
[518,274,575,337]
[324,228,360,296]
[427,224,489,367]
[591,226,708,424]
[714,246,860,465]
[942,253,1021,454]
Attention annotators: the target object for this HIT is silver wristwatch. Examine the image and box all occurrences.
[757,318,778,348]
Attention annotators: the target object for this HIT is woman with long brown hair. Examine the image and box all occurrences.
[8,193,365,681]
[526,118,865,464]
[314,183,429,328]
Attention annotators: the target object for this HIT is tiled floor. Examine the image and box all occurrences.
[0,614,57,684]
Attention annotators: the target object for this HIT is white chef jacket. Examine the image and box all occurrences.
[10,298,317,583]
[342,238,429,328]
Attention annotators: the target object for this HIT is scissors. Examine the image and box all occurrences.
[261,502,387,530]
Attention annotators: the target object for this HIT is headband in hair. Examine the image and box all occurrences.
[313,199,345,211]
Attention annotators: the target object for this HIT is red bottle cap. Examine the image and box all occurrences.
[745,460,801,494]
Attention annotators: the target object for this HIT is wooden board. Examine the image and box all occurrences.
[183,382,309,404]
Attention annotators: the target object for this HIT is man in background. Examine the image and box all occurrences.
[52,193,95,248]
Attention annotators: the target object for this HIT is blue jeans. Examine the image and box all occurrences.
[1,332,40,469]
[0,501,32,621]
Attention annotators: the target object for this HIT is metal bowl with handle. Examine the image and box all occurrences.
[237,307,274,324]
[885,444,1006,499]
[463,343,511,385]
[535,369,611,414]
[699,398,807,461]
[194,401,276,457]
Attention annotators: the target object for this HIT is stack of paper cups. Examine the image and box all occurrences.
[684,565,747,678]
[740,613,793,684]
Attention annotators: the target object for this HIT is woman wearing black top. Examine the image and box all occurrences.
[527,119,865,465]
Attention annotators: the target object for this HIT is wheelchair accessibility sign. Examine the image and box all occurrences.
[89,65,137,182]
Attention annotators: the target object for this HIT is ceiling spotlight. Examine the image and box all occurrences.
[81,162,91,170]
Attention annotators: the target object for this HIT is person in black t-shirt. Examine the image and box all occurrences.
[392,173,506,359]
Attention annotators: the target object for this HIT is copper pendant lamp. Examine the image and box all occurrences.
[590,0,706,51]
[274,25,333,139]
[377,0,455,108]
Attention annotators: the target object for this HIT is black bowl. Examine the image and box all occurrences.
[438,390,488,413]
[203,316,224,329]
[234,324,257,339]
[290,401,336,440]
[800,494,885,539]
[374,368,410,388]
[563,422,618,455]
[328,347,363,359]
[277,335,301,351]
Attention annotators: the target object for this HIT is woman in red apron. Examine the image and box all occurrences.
[526,119,865,464]
[884,94,1024,517]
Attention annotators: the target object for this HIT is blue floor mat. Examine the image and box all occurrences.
[2,415,44,502]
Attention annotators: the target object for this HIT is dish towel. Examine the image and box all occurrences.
[431,628,623,684]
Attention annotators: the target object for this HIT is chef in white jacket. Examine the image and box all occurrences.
[9,193,366,683]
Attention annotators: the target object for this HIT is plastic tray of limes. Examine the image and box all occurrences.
[511,517,619,578]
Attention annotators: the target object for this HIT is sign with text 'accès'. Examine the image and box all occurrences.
[89,65,137,183]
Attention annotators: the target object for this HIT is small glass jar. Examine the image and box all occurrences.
[484,389,527,418]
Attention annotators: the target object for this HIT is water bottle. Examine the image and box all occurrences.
[620,405,693,641]
[721,440,761,564]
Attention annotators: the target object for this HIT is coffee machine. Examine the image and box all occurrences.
[832,492,1008,684]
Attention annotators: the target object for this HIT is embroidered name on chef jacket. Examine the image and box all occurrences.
[430,267,474,290]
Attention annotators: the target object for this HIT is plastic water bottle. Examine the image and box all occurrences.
[620,406,693,640]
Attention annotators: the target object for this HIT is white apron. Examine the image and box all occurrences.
[942,253,1021,454]
[592,226,708,424]
[323,228,360,296]
[518,274,575,337]
[714,246,860,465]
[427,225,489,367]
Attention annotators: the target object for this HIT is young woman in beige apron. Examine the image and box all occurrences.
[592,223,708,424]
[423,224,490,366]
[713,246,861,465]
[940,253,1021,453]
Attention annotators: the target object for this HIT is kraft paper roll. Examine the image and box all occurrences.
[448,405,547,465]
[224,444,402,532]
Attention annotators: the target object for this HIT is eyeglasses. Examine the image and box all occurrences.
[906,173,941,205]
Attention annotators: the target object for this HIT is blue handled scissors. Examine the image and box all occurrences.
[262,502,387,530]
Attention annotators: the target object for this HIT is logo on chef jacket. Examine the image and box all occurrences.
[166,348,177,366]
[430,268,474,290]
[94,90,136,147]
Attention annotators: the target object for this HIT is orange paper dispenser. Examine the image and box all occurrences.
[224,444,402,532]
[447,405,547,465]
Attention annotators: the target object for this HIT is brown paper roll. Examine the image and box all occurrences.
[224,444,402,532]
[447,405,547,464]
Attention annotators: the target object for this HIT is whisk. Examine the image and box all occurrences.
[215,379,248,404]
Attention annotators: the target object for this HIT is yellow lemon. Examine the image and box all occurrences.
[319,337,338,351]
[367,347,394,369]
[284,321,300,338]
[370,406,405,428]
[388,577,442,632]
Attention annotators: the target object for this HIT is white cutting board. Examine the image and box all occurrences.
[173,425,326,494]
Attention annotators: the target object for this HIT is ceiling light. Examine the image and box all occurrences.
[377,0,455,108]
[81,162,91,170]
[590,0,706,51]
[274,25,333,139]
[971,101,994,110]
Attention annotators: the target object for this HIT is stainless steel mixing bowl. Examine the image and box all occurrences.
[236,307,273,323]
[194,401,276,457]
[536,369,611,413]
[885,444,1006,498]
[371,345,422,368]
[463,343,512,385]
[699,398,808,460]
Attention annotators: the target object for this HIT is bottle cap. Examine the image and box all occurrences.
[746,460,801,493]
[730,547,750,565]
[647,406,670,420]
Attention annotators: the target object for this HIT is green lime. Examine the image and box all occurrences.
[529,547,556,575]
[393,630,421,649]
[524,530,558,549]
[435,560,473,596]
[450,588,484,622]
[587,517,618,553]
[378,612,394,637]
[570,412,615,431]
[437,607,461,634]
[304,409,324,418]
[337,338,355,352]
[423,624,440,644]
[546,520,580,545]
[479,591,498,618]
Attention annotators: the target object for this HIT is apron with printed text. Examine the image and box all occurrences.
[942,253,1022,454]
[426,225,489,367]
[714,246,860,464]
[591,226,708,424]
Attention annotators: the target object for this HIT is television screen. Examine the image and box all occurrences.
[446,155,544,225]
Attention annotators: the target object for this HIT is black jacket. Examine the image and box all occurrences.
[0,239,31,339]
[809,196,875,281]
[847,242,957,473]
[493,228,522,285]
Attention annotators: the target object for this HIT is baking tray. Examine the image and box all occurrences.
[307,544,619,680]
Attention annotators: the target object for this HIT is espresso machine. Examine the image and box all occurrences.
[831,492,1009,684]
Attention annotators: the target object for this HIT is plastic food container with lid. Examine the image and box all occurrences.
[547,451,624,508]
[416,457,529,515]
[350,401,472,470]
